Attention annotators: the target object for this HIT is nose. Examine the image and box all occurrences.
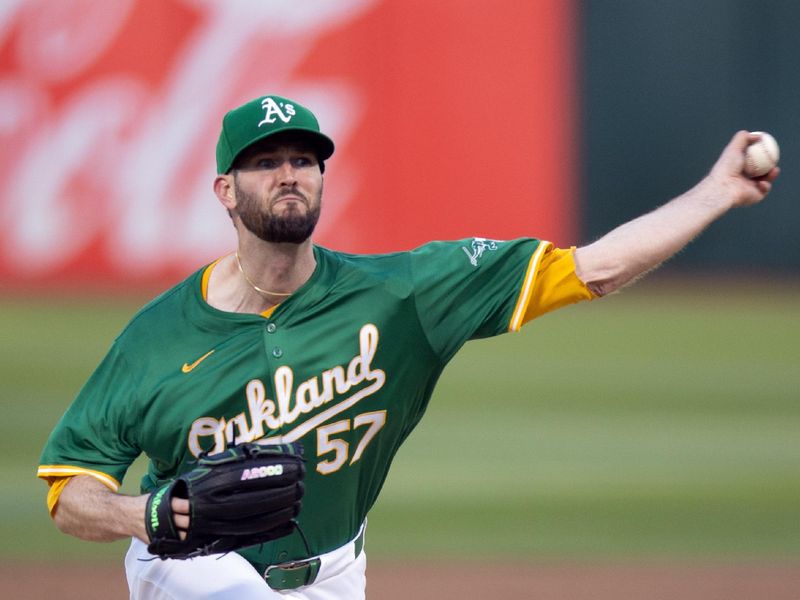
[277,160,297,186]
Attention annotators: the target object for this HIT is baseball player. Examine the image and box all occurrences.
[37,95,777,599]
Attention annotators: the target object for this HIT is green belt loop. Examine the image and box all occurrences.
[353,526,365,558]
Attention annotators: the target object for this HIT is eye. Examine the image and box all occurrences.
[291,155,316,168]
[255,158,279,169]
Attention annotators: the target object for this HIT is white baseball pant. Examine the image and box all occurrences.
[125,524,367,599]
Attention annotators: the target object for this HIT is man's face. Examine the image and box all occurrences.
[231,137,323,244]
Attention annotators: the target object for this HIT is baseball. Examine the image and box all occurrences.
[744,131,780,177]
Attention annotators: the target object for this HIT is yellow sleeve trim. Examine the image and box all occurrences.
[38,465,120,492]
[508,241,552,332]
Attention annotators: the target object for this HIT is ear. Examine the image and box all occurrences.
[213,174,236,210]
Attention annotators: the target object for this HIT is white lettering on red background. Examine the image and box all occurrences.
[0,1,376,279]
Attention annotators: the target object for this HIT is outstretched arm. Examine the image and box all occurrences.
[573,131,779,296]
[52,475,189,543]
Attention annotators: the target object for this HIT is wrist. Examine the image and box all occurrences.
[125,494,151,542]
[689,176,737,213]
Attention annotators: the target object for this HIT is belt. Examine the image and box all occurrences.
[264,527,366,591]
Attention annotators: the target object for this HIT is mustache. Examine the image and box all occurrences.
[273,187,308,203]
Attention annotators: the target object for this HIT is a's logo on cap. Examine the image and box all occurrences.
[259,97,296,126]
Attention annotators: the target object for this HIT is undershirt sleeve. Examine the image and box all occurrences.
[519,246,597,326]
[44,476,76,516]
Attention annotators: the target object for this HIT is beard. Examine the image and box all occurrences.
[234,179,322,244]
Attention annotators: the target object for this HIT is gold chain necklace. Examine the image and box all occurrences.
[235,251,294,297]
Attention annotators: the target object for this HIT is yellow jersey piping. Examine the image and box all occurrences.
[201,257,223,301]
[37,465,121,492]
[202,256,277,318]
[508,241,552,332]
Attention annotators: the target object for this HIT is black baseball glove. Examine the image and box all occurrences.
[144,442,305,560]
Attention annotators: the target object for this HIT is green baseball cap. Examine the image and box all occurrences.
[215,95,335,174]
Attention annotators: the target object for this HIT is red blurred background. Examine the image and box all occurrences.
[0,0,577,290]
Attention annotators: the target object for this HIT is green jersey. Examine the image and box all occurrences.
[39,237,542,569]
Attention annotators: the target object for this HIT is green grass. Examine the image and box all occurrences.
[2,281,799,562]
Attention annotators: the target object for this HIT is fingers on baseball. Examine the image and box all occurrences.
[754,164,779,186]
[740,166,777,201]
[732,130,754,151]
[714,131,750,174]
[756,169,778,193]
[747,131,765,144]
[764,166,780,182]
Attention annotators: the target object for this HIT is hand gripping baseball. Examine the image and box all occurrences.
[144,442,305,560]
[706,131,780,208]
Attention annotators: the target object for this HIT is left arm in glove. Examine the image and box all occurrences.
[145,442,305,559]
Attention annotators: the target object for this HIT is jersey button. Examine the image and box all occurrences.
[266,323,277,333]
[272,347,283,358]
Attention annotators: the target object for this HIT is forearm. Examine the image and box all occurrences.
[573,179,732,295]
[53,475,149,543]
[573,131,778,296]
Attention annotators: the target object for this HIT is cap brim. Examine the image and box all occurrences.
[231,127,334,170]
